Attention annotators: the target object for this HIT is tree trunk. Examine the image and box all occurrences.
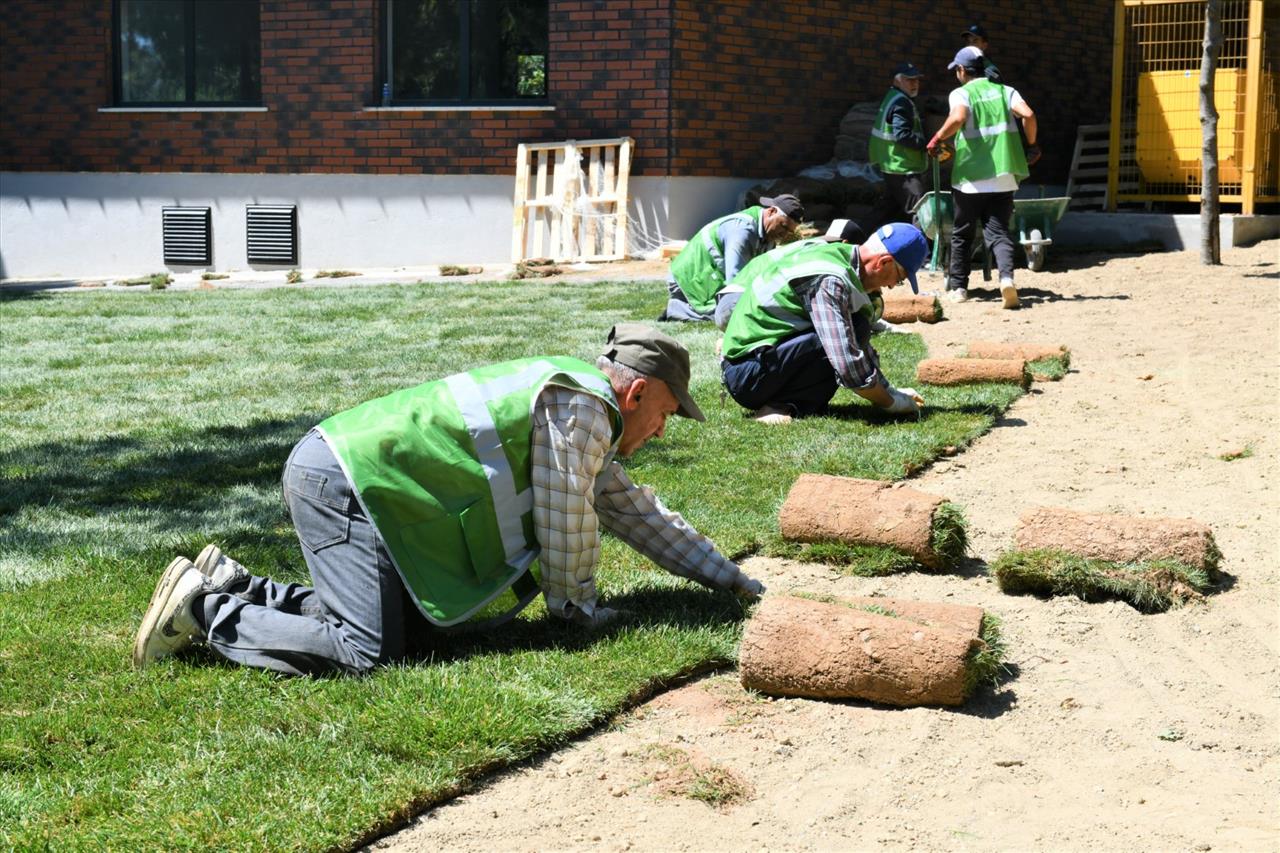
[1200,0,1224,265]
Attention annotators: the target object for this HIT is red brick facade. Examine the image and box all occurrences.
[0,0,1112,181]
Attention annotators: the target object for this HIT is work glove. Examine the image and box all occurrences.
[1025,144,1042,166]
[733,576,766,600]
[885,387,925,414]
[926,135,953,162]
[870,317,909,334]
[568,604,621,629]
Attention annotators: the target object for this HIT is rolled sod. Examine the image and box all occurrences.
[778,474,967,570]
[739,596,982,707]
[964,341,1071,366]
[916,357,1031,388]
[881,294,943,324]
[1013,507,1220,570]
[839,596,985,638]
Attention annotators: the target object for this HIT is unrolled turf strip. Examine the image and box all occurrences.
[739,596,978,707]
[779,474,947,568]
[1014,506,1220,570]
[916,357,1030,388]
[881,294,942,323]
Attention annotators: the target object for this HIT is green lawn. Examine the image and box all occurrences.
[0,280,1021,849]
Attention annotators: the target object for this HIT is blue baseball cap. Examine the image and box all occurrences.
[871,222,929,294]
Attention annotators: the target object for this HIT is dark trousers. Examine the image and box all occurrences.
[948,190,1015,291]
[721,331,838,417]
[879,172,926,226]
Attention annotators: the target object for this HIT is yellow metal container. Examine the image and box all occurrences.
[1136,69,1247,185]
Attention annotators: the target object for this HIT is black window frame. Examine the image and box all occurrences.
[381,0,550,107]
[112,0,262,107]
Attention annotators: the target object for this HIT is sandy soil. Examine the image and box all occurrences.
[371,242,1279,853]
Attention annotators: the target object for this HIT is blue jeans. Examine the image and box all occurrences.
[196,429,430,675]
[720,331,839,417]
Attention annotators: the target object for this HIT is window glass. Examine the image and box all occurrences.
[119,0,186,103]
[389,0,548,102]
[116,0,261,104]
[194,1,260,102]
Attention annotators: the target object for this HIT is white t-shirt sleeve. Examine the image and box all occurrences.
[949,88,969,110]
[1006,87,1025,111]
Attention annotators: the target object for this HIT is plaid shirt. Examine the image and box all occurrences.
[791,250,885,390]
[531,385,742,622]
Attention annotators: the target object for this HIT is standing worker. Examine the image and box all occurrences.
[869,62,929,226]
[719,223,929,424]
[927,46,1041,309]
[660,195,805,323]
[134,325,766,675]
[960,23,1002,82]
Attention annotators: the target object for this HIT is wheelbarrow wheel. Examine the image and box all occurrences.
[1026,228,1047,272]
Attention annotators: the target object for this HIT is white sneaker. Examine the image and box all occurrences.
[752,406,793,425]
[946,288,969,303]
[1001,282,1020,309]
[133,557,208,669]
[194,543,248,591]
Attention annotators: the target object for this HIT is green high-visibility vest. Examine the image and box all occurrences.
[317,357,622,627]
[869,88,926,175]
[951,79,1029,187]
[722,240,874,361]
[670,206,765,313]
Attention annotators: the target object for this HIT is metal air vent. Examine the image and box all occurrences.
[161,206,212,266]
[246,204,298,265]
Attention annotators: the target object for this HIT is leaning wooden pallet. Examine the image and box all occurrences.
[511,137,634,263]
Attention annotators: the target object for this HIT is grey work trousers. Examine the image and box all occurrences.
[195,429,431,676]
[659,278,714,323]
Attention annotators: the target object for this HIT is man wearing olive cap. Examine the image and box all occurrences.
[134,325,764,675]
[660,194,806,323]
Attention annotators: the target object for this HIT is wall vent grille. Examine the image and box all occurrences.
[161,207,212,266]
[246,205,298,265]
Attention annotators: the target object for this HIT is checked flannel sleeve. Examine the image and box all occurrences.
[799,273,886,391]
[530,385,743,624]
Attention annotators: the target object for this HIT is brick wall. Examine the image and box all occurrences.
[670,0,1116,182]
[0,0,1112,181]
[0,0,674,175]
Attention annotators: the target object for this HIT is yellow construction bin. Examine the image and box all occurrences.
[1136,68,1247,186]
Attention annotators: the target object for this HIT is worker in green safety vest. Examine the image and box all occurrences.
[134,325,766,675]
[869,62,928,225]
[720,222,929,425]
[927,46,1041,310]
[660,194,806,324]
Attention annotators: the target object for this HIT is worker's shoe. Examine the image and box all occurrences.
[945,288,969,303]
[193,543,249,590]
[752,405,793,425]
[132,557,209,670]
[1001,282,1020,310]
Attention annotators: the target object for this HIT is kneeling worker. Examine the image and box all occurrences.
[720,222,928,424]
[661,194,805,323]
[134,325,765,675]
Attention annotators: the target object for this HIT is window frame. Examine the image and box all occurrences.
[112,0,262,108]
[381,0,550,107]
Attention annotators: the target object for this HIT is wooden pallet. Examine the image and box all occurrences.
[511,137,634,263]
[1066,123,1140,210]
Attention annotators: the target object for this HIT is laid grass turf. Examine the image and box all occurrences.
[1027,355,1069,381]
[990,548,1215,613]
[0,279,1022,849]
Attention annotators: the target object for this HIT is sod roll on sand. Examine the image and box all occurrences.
[881,294,942,324]
[839,596,985,638]
[739,596,981,707]
[1013,507,1218,568]
[916,357,1030,388]
[964,341,1070,364]
[778,474,966,570]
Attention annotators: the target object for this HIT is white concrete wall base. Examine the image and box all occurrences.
[0,172,767,280]
[1055,211,1279,251]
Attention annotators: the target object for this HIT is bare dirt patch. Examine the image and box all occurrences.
[370,242,1279,852]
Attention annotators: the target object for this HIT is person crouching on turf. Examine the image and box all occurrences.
[719,222,928,425]
[134,324,766,676]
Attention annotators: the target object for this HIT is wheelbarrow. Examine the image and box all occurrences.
[1011,195,1071,271]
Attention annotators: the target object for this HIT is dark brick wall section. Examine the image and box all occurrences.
[0,0,673,175]
[0,1,1111,181]
[670,0,1116,181]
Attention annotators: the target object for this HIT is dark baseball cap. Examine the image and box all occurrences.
[601,323,704,421]
[759,193,806,222]
[893,62,924,79]
[961,23,988,40]
[821,218,868,244]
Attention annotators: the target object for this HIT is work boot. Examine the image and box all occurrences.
[132,557,209,670]
[1001,280,1020,310]
[752,405,793,425]
[193,543,249,591]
